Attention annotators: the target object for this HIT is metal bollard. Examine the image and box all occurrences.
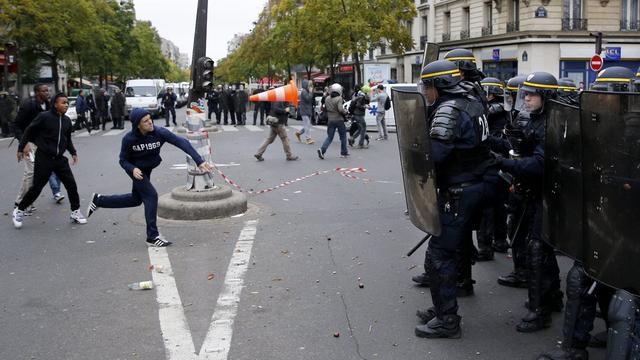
[185,108,214,191]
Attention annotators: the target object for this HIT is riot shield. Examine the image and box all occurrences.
[543,100,584,260]
[581,91,640,292]
[391,89,441,236]
[421,42,440,69]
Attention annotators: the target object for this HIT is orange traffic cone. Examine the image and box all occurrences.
[250,80,298,105]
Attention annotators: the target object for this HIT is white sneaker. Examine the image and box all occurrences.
[24,205,37,216]
[70,209,87,224]
[12,208,24,229]
[53,192,65,204]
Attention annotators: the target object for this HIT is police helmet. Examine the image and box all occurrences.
[443,48,477,71]
[505,76,526,97]
[329,83,343,95]
[419,60,462,90]
[591,66,635,92]
[515,72,558,114]
[557,78,577,93]
[480,77,504,97]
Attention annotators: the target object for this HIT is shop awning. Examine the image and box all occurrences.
[312,74,330,83]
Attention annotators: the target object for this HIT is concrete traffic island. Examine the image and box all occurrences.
[158,184,247,220]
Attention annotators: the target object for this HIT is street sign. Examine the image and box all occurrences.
[605,47,621,61]
[492,48,500,61]
[590,54,603,72]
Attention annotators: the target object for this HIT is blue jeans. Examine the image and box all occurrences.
[48,173,61,195]
[95,168,159,239]
[352,115,367,146]
[299,115,312,140]
[321,121,348,156]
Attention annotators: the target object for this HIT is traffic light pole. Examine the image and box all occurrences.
[188,0,208,105]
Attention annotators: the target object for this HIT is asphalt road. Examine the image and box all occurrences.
[0,108,606,360]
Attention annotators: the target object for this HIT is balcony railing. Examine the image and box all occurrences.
[562,18,588,31]
[506,21,519,32]
[460,29,470,39]
[442,32,451,41]
[620,20,640,31]
[419,35,428,50]
[481,25,492,36]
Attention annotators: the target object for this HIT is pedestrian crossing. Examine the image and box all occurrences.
[70,125,327,138]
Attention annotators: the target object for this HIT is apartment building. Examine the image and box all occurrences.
[375,0,640,86]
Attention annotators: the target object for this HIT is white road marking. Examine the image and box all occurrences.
[244,125,263,132]
[103,129,127,136]
[149,219,259,360]
[289,125,303,131]
[74,131,92,137]
[171,162,240,170]
[221,125,239,132]
[199,220,258,358]
[313,126,326,131]
[148,247,197,359]
[0,137,12,142]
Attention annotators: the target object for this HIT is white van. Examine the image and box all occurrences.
[125,79,162,117]
[343,83,418,132]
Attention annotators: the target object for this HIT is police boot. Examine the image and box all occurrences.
[606,290,639,360]
[456,278,475,297]
[416,307,436,323]
[492,239,509,253]
[412,272,431,286]
[415,315,461,339]
[476,249,494,261]
[516,309,552,332]
[537,347,588,360]
[525,290,564,313]
[498,271,529,288]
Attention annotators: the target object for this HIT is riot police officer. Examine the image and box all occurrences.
[414,60,498,339]
[538,66,637,360]
[504,75,526,120]
[557,78,579,105]
[476,77,510,261]
[496,72,562,332]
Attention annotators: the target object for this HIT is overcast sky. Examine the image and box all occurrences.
[134,0,266,63]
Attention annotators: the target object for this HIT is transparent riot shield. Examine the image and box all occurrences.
[391,89,441,236]
[421,42,440,69]
[580,91,640,292]
[543,100,584,260]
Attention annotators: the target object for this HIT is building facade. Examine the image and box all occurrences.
[374,0,640,86]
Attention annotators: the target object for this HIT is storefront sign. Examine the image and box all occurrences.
[535,6,547,18]
[363,63,391,85]
[492,49,500,61]
[338,65,354,73]
[605,47,621,61]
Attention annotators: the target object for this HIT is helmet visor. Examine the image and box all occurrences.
[590,80,632,92]
[515,87,544,114]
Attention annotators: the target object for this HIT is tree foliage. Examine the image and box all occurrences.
[216,0,416,84]
[3,0,179,92]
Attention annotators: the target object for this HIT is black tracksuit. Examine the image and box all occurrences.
[18,95,80,211]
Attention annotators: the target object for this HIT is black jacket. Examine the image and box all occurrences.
[269,102,289,124]
[18,95,76,157]
[14,98,50,140]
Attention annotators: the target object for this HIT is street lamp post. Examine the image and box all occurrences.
[188,0,208,105]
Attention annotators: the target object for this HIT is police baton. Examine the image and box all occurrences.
[407,234,433,257]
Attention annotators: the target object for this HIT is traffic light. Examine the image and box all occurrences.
[196,56,214,92]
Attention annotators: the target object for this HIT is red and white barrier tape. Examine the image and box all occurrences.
[211,165,369,195]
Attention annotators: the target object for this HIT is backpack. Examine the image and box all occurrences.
[348,98,357,114]
[384,95,391,111]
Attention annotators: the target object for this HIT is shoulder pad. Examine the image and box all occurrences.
[430,102,460,142]
[488,102,505,115]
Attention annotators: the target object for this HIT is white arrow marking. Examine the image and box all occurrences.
[170,163,240,170]
[148,219,259,360]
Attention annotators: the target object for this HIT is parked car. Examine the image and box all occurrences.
[66,96,78,127]
[342,83,417,132]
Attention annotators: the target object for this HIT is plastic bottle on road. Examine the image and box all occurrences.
[128,281,154,290]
